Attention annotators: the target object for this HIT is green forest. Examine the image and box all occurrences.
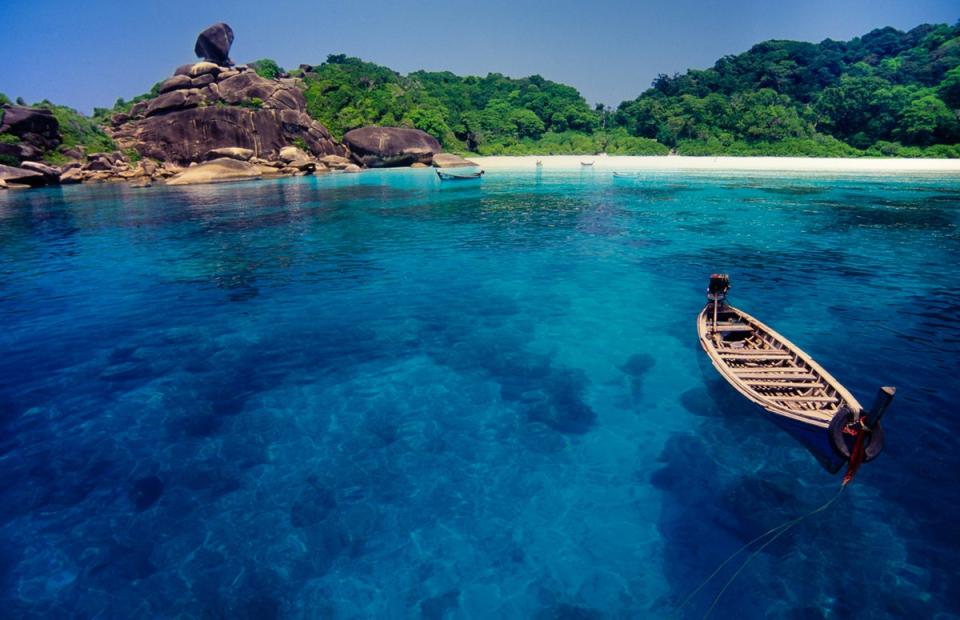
[5,20,960,159]
[280,20,960,157]
[615,21,960,157]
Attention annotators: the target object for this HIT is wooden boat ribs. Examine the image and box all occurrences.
[697,273,894,475]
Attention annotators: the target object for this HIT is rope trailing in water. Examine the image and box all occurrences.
[676,484,847,619]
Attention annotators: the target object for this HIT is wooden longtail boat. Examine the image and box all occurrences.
[436,169,484,181]
[698,274,894,476]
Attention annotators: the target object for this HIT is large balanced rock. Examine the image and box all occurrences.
[194,23,234,66]
[165,157,261,186]
[105,23,348,171]
[343,126,441,168]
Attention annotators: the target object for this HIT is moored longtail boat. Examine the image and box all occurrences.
[698,274,894,478]
[436,168,484,180]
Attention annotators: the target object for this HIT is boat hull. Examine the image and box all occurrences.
[698,302,863,473]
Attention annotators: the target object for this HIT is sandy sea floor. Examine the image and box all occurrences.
[2,170,959,617]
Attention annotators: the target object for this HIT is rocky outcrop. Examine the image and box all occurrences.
[0,163,48,187]
[343,126,441,168]
[194,23,234,66]
[0,105,61,161]
[20,161,61,184]
[110,62,346,165]
[206,147,253,161]
[432,153,479,168]
[318,154,354,170]
[4,23,363,191]
[166,158,262,186]
[278,146,309,163]
[59,168,84,184]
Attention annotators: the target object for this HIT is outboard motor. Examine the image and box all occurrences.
[707,273,730,330]
[707,273,730,304]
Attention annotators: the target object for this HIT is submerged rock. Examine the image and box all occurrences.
[343,126,441,168]
[165,157,262,186]
[130,475,164,511]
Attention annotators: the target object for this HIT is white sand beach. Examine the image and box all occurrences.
[470,155,960,174]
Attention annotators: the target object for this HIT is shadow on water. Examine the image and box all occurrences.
[814,195,958,232]
[608,184,696,202]
[658,327,956,618]
[424,316,598,436]
[619,353,657,405]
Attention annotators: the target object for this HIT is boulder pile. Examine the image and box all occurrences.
[343,126,441,168]
[0,105,61,161]
[100,21,348,185]
[0,22,473,190]
[109,69,345,166]
[194,23,235,66]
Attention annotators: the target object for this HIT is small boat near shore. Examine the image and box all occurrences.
[580,161,594,167]
[436,169,484,181]
[698,274,894,478]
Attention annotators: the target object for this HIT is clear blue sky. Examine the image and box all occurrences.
[3,0,957,114]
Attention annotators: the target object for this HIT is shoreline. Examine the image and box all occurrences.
[468,155,960,174]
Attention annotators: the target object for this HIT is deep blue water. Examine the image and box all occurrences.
[1,168,959,619]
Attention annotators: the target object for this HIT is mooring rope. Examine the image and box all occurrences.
[677,484,847,619]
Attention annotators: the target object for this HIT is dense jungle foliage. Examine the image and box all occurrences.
[287,20,960,156]
[7,20,960,157]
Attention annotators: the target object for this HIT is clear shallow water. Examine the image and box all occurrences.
[1,168,959,619]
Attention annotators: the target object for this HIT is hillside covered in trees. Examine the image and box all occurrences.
[4,19,960,160]
[271,20,960,157]
[289,56,664,155]
[615,21,960,157]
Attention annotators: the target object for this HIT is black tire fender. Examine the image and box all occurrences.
[829,408,885,463]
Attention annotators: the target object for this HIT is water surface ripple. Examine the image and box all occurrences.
[1,169,958,618]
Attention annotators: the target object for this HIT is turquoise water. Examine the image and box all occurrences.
[1,168,958,618]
